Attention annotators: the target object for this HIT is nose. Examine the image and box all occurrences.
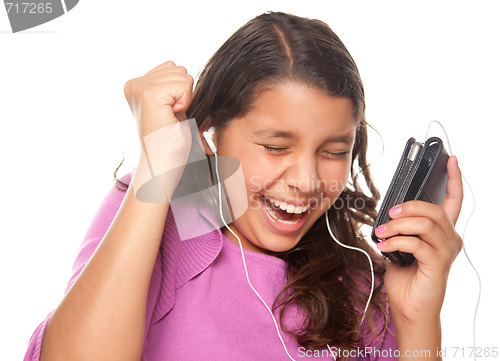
[285,154,321,193]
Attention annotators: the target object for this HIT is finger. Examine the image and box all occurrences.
[123,78,136,104]
[146,66,189,80]
[441,155,463,225]
[140,75,193,107]
[377,235,439,268]
[164,65,189,74]
[172,90,193,114]
[144,60,176,75]
[172,78,193,113]
[146,72,193,87]
[375,216,449,252]
[141,78,193,113]
[387,200,457,241]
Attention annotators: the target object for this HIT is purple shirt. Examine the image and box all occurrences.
[24,171,397,360]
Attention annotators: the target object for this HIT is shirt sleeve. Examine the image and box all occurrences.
[23,171,133,361]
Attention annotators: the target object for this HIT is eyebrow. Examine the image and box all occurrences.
[253,128,354,144]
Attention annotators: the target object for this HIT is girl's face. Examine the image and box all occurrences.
[214,82,357,254]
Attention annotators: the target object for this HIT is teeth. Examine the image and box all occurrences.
[294,206,304,214]
[264,203,301,224]
[265,196,310,214]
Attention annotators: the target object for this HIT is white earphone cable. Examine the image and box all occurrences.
[209,120,478,360]
[213,151,297,361]
[324,209,375,320]
[424,120,481,361]
[324,208,375,359]
[212,147,376,360]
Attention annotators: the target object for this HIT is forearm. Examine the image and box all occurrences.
[40,169,170,361]
[393,311,442,361]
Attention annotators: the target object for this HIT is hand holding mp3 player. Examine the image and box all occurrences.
[371,137,449,266]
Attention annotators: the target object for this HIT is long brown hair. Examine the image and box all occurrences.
[115,11,388,352]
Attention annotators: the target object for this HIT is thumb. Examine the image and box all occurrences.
[441,155,463,225]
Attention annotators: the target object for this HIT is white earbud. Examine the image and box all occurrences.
[208,126,295,361]
[202,126,217,154]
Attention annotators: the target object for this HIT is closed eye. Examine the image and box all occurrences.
[264,145,349,158]
[324,151,349,159]
[263,145,289,153]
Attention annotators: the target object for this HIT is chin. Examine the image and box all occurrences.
[261,239,301,254]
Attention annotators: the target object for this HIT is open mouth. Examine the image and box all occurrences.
[261,195,311,225]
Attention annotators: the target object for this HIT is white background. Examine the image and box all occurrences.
[1,1,499,360]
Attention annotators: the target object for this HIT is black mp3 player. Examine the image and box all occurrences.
[371,137,449,266]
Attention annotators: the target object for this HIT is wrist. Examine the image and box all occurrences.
[391,305,441,328]
[392,310,442,360]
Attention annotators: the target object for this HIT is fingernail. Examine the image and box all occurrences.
[377,241,386,249]
[389,206,402,217]
[375,225,386,235]
[455,156,458,166]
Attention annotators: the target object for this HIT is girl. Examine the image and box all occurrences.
[25,12,463,361]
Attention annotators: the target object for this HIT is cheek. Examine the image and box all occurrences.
[245,174,267,198]
[319,162,351,201]
[241,158,283,195]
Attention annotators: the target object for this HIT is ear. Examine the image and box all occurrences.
[198,117,216,156]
